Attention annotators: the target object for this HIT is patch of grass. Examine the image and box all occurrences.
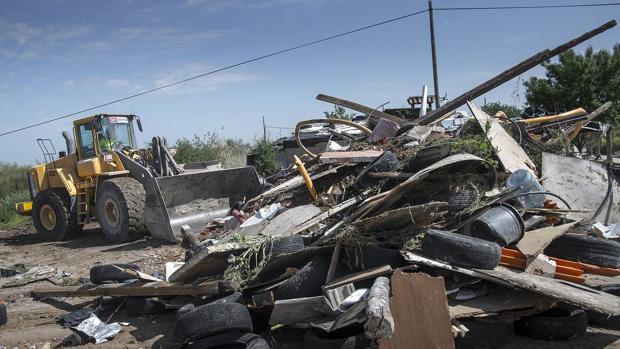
[0,162,31,227]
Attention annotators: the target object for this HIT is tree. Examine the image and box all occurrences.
[482,102,522,119]
[524,44,620,124]
[324,105,356,120]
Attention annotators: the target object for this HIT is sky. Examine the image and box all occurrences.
[0,0,618,164]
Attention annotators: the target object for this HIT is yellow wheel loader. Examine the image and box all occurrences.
[16,114,262,243]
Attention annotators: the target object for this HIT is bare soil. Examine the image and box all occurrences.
[0,223,184,348]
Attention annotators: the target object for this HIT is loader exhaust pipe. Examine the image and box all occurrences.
[62,130,75,154]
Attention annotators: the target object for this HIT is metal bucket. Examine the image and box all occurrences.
[470,203,524,246]
[144,166,262,242]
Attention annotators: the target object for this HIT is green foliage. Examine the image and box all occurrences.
[324,105,356,120]
[524,44,620,124]
[251,141,279,176]
[0,162,31,225]
[482,102,522,119]
[173,133,250,168]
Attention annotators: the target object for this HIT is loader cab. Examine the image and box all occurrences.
[73,114,142,177]
[74,115,140,159]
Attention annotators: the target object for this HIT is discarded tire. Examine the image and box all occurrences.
[269,235,305,257]
[187,332,270,349]
[587,286,620,329]
[125,297,166,316]
[90,263,140,284]
[0,304,6,326]
[174,302,253,346]
[420,229,501,269]
[470,204,524,246]
[273,255,329,300]
[544,233,620,268]
[515,306,587,340]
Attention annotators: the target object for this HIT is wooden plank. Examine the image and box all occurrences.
[542,152,620,222]
[516,222,578,262]
[32,280,221,298]
[468,101,536,173]
[379,271,454,349]
[269,296,337,325]
[316,94,407,126]
[168,242,247,283]
[403,251,620,316]
[417,20,617,125]
[289,195,364,236]
[320,150,384,164]
[238,204,321,237]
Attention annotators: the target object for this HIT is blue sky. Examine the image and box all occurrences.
[0,0,618,164]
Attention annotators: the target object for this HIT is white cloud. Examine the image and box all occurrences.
[106,78,131,88]
[152,62,259,94]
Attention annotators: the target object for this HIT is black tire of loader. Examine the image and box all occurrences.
[96,178,147,243]
[32,189,81,241]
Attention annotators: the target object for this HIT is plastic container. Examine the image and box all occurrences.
[470,204,525,246]
[506,169,544,208]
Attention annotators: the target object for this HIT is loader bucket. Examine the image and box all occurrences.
[143,166,262,242]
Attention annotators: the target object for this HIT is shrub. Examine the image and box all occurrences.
[173,133,250,169]
[251,141,279,176]
[0,162,30,225]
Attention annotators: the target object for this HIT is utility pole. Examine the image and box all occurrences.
[262,115,267,143]
[428,0,440,110]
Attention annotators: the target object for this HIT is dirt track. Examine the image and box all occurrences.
[1,224,619,348]
[0,223,184,348]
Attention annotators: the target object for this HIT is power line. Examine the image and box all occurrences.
[0,8,428,137]
[435,2,620,11]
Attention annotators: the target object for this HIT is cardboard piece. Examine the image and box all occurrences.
[516,222,579,263]
[379,271,455,349]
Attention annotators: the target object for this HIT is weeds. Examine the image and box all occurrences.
[0,162,30,226]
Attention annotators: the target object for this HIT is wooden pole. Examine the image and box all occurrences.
[262,115,267,142]
[417,20,617,125]
[428,0,440,110]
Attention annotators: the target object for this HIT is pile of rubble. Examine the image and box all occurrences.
[22,19,620,348]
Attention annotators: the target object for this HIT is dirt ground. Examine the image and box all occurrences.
[0,224,619,348]
[0,223,185,348]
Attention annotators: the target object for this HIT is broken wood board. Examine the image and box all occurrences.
[324,265,392,290]
[542,152,620,222]
[352,202,447,233]
[516,221,579,262]
[32,280,222,298]
[289,195,364,236]
[379,271,454,349]
[316,93,407,126]
[320,150,384,164]
[468,101,536,174]
[235,204,322,237]
[449,288,554,319]
[403,251,620,316]
[168,242,247,283]
[356,153,487,219]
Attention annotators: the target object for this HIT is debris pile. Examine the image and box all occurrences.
[23,19,620,348]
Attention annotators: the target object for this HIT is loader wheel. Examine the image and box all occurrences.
[32,189,80,241]
[96,178,147,243]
